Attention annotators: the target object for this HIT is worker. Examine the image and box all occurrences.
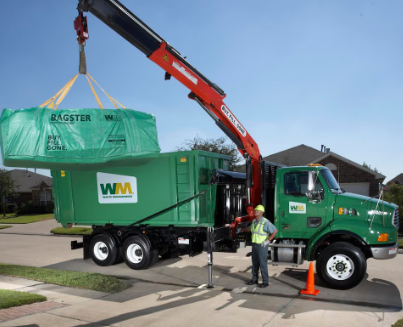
[242,205,278,288]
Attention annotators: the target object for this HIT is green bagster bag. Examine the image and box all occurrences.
[0,107,161,170]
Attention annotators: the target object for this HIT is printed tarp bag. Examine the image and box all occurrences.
[0,73,160,170]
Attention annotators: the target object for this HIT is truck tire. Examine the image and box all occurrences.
[316,242,366,290]
[150,248,160,266]
[114,250,124,265]
[90,233,118,266]
[122,235,152,270]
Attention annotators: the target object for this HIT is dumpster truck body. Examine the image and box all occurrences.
[53,153,398,289]
[52,150,247,270]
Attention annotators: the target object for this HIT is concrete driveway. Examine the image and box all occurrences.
[1,219,402,327]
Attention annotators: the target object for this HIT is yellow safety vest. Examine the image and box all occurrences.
[251,218,269,244]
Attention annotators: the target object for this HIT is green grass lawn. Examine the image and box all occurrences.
[393,319,403,327]
[0,225,11,229]
[0,264,128,293]
[398,239,403,249]
[0,289,46,309]
[0,214,54,224]
[51,227,92,235]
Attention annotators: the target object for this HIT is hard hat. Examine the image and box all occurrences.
[254,205,265,212]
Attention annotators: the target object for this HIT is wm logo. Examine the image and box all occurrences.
[289,202,306,214]
[104,115,122,121]
[100,183,133,195]
[97,172,137,204]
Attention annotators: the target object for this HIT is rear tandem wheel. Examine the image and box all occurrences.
[122,235,153,270]
[89,233,119,266]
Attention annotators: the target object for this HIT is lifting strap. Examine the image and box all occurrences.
[39,73,125,110]
[85,74,103,109]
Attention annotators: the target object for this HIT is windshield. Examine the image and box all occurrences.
[320,169,343,193]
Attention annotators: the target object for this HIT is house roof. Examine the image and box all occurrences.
[262,144,323,167]
[9,169,53,193]
[262,144,385,180]
[310,152,385,180]
[388,173,403,185]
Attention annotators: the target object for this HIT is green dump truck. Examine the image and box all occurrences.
[53,151,399,290]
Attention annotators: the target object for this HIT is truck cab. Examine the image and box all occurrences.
[262,163,399,289]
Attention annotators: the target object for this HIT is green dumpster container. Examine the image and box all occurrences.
[0,107,160,170]
[52,150,231,228]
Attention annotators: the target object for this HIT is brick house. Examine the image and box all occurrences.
[9,169,53,206]
[388,173,403,185]
[262,144,385,197]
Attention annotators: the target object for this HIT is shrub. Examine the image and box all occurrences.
[384,184,403,233]
[16,201,54,215]
[17,201,35,215]
[6,202,18,213]
[44,203,54,213]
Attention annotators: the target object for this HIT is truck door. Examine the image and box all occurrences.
[278,171,327,239]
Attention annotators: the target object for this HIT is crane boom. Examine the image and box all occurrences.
[77,0,262,220]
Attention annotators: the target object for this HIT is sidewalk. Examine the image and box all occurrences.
[0,301,65,323]
[1,274,402,327]
[0,275,108,324]
[0,219,62,236]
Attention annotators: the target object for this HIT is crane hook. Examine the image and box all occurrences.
[74,12,89,74]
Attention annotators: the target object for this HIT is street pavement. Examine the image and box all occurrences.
[0,219,402,327]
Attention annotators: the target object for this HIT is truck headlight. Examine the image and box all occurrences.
[338,207,356,216]
[338,207,345,215]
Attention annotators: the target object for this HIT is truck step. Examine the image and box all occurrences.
[270,261,300,267]
[269,244,306,248]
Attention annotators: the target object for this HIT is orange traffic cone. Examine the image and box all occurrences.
[300,262,320,296]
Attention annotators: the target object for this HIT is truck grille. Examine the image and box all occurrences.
[393,208,399,229]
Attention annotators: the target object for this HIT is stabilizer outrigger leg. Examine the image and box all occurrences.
[207,227,214,289]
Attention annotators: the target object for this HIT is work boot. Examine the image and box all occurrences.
[260,283,269,288]
[246,280,258,285]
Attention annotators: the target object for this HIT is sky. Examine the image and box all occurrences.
[0,0,402,182]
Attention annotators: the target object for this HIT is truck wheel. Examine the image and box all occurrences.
[90,233,118,266]
[114,249,124,265]
[316,242,366,290]
[146,248,159,268]
[122,236,151,270]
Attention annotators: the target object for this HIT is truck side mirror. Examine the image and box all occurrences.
[305,171,318,201]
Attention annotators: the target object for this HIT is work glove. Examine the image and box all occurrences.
[261,240,270,247]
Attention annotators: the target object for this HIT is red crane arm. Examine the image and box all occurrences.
[149,43,258,157]
[148,42,262,216]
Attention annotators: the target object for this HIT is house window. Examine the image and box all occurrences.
[40,190,52,206]
[325,163,337,171]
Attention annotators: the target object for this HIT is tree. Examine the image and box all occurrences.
[0,169,19,218]
[384,183,403,232]
[176,136,243,171]
[363,161,381,174]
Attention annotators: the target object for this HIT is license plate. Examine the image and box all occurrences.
[389,247,397,255]
[178,238,189,245]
